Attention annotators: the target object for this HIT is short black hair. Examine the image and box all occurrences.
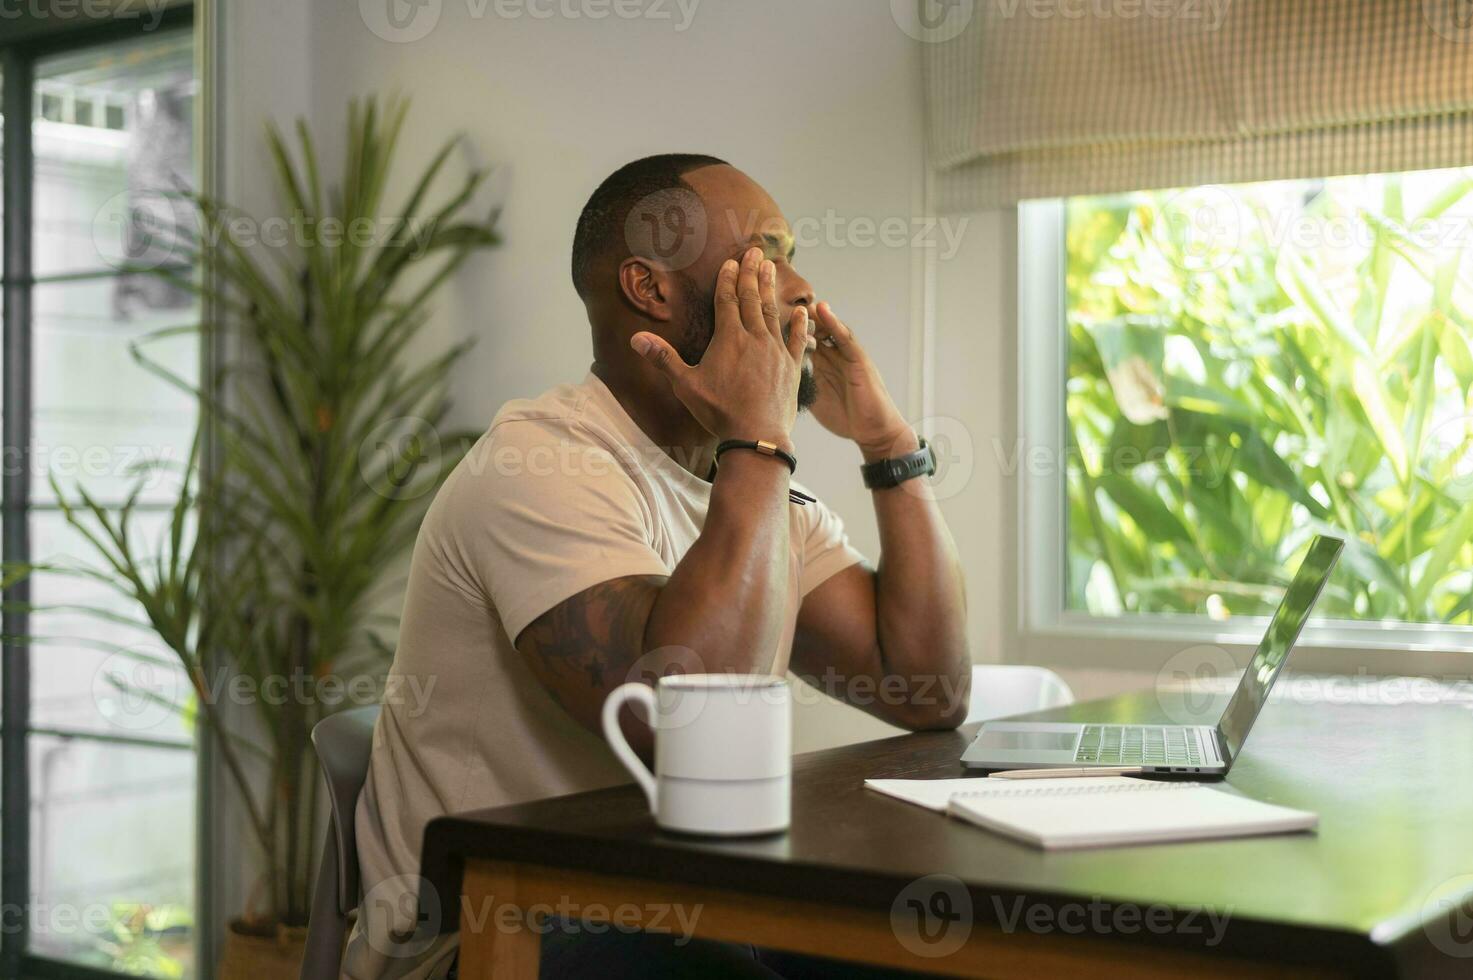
[571,153,729,301]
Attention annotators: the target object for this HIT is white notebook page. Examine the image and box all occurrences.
[947,780,1317,849]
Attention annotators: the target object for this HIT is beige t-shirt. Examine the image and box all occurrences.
[343,373,864,979]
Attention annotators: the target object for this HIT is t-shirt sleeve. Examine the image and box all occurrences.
[451,418,671,643]
[795,487,868,597]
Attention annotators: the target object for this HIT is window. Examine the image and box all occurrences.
[2,12,199,980]
[1022,168,1473,646]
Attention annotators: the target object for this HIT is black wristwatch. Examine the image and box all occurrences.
[861,437,936,490]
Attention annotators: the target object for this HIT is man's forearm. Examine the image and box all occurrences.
[868,435,971,727]
[642,452,793,673]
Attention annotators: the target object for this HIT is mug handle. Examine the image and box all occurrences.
[601,682,658,810]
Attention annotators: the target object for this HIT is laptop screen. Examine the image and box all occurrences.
[1217,535,1344,762]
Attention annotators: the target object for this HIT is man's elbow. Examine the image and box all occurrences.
[893,703,969,732]
[886,668,972,732]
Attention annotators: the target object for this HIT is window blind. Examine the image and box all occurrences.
[920,0,1473,210]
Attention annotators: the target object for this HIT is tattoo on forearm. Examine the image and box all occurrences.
[517,575,663,691]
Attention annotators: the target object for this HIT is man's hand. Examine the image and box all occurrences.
[809,301,917,461]
[632,246,809,450]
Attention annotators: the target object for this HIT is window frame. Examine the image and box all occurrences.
[1017,196,1473,662]
[0,7,203,980]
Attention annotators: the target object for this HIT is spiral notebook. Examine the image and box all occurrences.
[865,777,1317,850]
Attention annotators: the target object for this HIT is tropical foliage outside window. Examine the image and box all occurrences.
[1065,168,1473,627]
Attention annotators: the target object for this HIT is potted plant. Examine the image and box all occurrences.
[8,96,499,977]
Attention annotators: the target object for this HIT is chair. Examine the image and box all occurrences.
[965,665,1074,724]
[300,705,381,980]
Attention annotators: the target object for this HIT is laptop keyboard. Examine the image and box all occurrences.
[1073,725,1203,766]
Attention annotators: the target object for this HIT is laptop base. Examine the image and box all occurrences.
[960,722,1227,775]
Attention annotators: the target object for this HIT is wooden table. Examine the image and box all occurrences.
[420,687,1473,978]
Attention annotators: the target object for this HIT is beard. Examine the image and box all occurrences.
[674,272,818,411]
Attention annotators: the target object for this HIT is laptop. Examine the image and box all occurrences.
[961,534,1344,776]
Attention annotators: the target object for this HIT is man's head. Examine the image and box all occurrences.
[573,154,818,409]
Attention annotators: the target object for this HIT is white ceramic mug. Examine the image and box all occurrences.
[602,673,791,836]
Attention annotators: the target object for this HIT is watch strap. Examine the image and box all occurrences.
[861,438,935,490]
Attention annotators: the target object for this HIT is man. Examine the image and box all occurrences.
[346,155,970,979]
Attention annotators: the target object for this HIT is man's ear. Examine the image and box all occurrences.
[618,257,674,321]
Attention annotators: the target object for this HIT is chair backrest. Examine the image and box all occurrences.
[301,705,381,980]
[965,665,1075,725]
[311,704,381,916]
